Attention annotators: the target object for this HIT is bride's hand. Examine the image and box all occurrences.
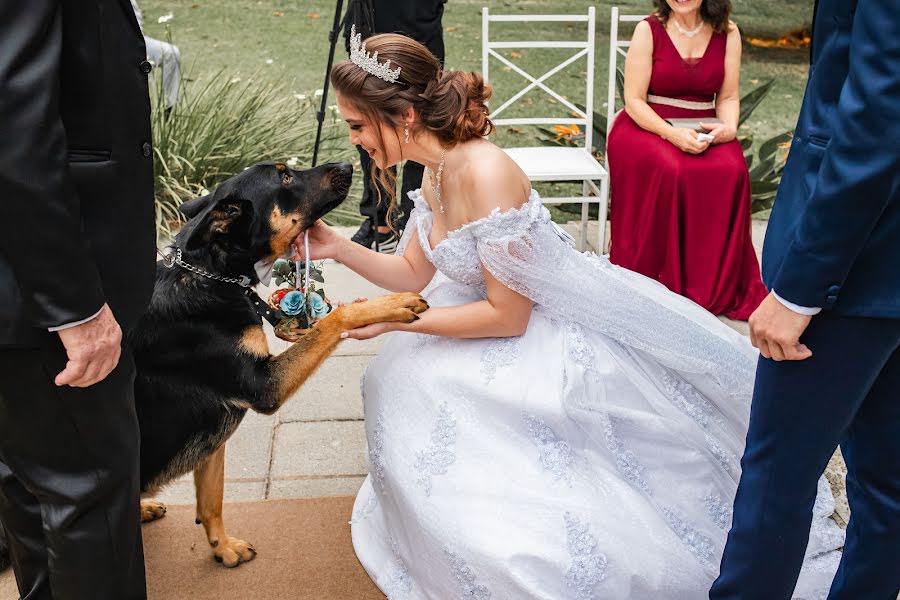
[340,322,401,341]
[292,220,344,261]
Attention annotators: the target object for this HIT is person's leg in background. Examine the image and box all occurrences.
[397,159,425,232]
[144,37,181,109]
[0,338,147,600]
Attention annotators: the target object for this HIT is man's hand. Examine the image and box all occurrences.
[55,303,123,387]
[748,293,813,361]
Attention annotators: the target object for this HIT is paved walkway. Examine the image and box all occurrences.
[157,219,770,506]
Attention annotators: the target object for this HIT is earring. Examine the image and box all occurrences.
[404,125,410,144]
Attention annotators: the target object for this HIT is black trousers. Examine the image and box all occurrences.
[0,336,146,600]
[356,147,425,233]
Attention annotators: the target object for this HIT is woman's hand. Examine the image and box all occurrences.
[292,220,345,261]
[700,122,737,145]
[664,127,710,155]
[340,321,402,341]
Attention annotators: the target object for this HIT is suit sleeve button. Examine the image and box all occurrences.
[141,141,152,157]
[140,60,153,74]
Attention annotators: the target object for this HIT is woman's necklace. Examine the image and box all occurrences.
[428,148,447,215]
[672,17,705,39]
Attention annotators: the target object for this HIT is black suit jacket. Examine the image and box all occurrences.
[0,0,156,346]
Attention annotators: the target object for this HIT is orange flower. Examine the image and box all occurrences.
[552,124,581,140]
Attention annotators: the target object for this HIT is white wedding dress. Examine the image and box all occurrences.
[350,189,844,600]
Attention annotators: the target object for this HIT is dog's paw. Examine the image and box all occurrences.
[140,499,167,523]
[212,536,257,568]
[340,292,429,329]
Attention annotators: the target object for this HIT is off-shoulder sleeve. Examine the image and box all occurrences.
[396,188,434,257]
[469,192,757,396]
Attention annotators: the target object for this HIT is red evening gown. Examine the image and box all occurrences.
[607,15,766,320]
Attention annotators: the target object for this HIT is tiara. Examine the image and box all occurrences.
[349,24,402,84]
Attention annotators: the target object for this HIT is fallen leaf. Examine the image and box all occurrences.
[446,26,458,33]
[510,127,525,134]
[510,52,522,59]
[272,11,284,16]
[306,12,320,19]
[750,79,759,85]
[191,4,200,8]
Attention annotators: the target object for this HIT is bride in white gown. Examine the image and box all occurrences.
[300,31,844,599]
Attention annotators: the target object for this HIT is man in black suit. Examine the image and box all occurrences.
[0,1,156,598]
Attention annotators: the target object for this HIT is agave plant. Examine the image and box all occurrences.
[150,67,355,240]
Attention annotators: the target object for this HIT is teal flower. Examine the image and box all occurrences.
[309,293,330,318]
[280,290,306,316]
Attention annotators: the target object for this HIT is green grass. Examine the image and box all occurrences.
[140,0,814,225]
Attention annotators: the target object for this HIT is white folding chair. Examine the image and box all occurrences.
[482,6,608,252]
[606,8,646,141]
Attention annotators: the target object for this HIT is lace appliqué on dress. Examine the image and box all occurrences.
[564,513,608,600]
[661,507,716,567]
[524,413,574,483]
[382,537,412,600]
[445,549,491,600]
[351,492,379,524]
[703,492,732,531]
[370,413,387,487]
[481,337,521,383]
[602,415,652,496]
[415,403,457,496]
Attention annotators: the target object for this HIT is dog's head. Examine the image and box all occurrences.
[175,161,352,269]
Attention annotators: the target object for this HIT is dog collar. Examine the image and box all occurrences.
[164,247,252,288]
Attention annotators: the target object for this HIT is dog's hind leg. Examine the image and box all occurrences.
[140,499,167,523]
[193,444,257,567]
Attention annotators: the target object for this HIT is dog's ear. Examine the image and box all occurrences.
[179,195,213,219]
[182,196,253,251]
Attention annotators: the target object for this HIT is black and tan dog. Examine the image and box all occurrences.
[0,162,427,569]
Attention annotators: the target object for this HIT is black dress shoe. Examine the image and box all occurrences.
[351,219,375,247]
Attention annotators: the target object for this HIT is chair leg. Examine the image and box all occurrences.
[598,175,610,253]
[580,180,590,252]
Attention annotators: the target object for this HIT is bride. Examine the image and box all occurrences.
[297,29,844,599]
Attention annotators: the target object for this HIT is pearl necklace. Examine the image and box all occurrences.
[672,18,705,39]
[428,148,446,215]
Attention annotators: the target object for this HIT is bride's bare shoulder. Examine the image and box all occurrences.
[457,140,531,216]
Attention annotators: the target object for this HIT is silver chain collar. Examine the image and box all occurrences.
[163,247,252,288]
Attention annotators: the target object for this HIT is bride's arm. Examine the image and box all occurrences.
[332,229,435,293]
[297,219,435,293]
[344,159,534,340]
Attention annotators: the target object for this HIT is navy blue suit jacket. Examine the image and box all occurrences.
[762,0,900,317]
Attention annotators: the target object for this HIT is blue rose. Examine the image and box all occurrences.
[309,293,330,318]
[279,290,306,316]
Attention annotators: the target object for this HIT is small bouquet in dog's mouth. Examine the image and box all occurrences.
[268,258,332,342]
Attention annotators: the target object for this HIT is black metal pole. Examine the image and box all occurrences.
[311,0,345,168]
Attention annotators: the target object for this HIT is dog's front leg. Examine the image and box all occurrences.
[252,292,428,414]
[193,445,257,567]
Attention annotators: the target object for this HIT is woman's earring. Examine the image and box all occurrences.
[404,125,410,144]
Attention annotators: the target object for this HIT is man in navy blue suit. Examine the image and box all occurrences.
[710,1,900,598]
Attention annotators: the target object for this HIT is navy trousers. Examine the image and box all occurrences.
[710,313,900,599]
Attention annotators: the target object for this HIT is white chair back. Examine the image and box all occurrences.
[482,7,596,151]
[606,8,646,146]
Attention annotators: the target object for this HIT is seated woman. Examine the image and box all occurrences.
[606,0,766,320]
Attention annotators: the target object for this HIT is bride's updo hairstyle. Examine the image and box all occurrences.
[331,33,493,223]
